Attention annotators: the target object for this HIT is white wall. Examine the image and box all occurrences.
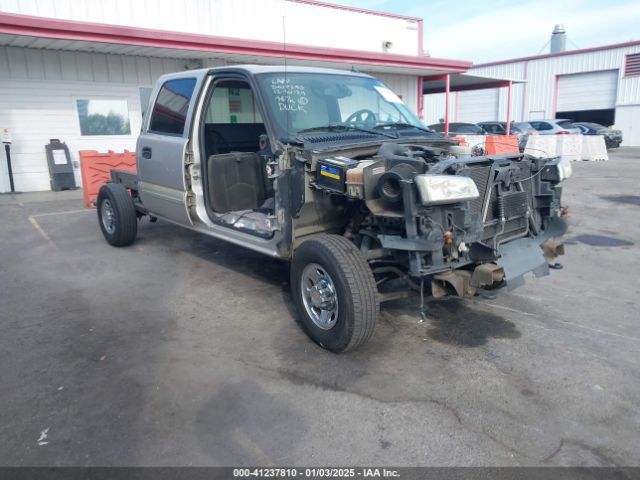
[615,105,640,148]
[0,0,420,56]
[0,46,185,192]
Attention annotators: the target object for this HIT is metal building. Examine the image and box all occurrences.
[425,34,640,146]
[0,0,471,193]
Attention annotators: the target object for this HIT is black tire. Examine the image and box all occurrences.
[97,183,138,247]
[290,234,379,353]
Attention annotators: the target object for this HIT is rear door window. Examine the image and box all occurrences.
[530,121,553,131]
[149,78,197,135]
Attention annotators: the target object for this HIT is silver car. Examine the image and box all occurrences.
[528,119,581,135]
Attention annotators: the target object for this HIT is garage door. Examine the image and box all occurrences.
[557,70,618,111]
[457,88,499,123]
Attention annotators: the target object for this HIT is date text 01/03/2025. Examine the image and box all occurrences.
[233,468,400,478]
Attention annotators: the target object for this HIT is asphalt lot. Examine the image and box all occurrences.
[1,148,639,467]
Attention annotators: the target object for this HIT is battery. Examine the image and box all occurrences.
[316,156,359,193]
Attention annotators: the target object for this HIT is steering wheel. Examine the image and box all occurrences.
[345,109,377,126]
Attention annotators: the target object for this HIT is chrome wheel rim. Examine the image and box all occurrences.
[301,263,339,330]
[101,199,116,235]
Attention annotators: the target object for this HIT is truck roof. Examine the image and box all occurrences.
[160,64,374,80]
[215,64,373,76]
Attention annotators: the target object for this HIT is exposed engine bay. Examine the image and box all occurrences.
[301,141,570,298]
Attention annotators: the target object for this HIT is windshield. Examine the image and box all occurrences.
[255,72,427,141]
[557,120,577,129]
[513,122,535,133]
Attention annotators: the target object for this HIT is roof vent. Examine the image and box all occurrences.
[550,24,567,53]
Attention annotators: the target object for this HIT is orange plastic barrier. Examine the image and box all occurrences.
[450,135,467,146]
[79,150,136,207]
[485,135,519,155]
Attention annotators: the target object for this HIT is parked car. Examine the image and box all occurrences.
[428,122,485,136]
[573,122,623,149]
[96,65,569,353]
[529,119,581,135]
[477,121,536,152]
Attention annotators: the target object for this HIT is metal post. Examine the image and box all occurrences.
[417,77,424,120]
[4,143,14,193]
[505,80,512,136]
[444,74,450,136]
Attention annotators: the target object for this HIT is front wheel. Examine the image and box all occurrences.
[290,235,379,353]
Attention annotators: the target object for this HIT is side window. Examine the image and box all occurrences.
[149,78,197,135]
[458,125,482,134]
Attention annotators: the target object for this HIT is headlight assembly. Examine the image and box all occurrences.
[542,156,573,182]
[414,175,480,206]
[557,156,573,180]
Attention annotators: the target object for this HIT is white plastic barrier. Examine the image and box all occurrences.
[524,135,557,158]
[581,135,609,161]
[557,133,583,162]
[453,135,486,153]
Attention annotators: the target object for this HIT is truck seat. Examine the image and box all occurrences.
[204,123,266,155]
[206,152,266,213]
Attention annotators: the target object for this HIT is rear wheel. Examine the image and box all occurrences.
[97,183,138,247]
[291,234,379,353]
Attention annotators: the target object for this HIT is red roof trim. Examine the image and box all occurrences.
[475,40,640,67]
[0,12,468,72]
[287,0,421,22]
[423,80,511,94]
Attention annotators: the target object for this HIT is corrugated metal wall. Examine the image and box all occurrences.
[0,46,184,192]
[0,0,420,56]
[423,92,453,126]
[464,44,640,145]
[0,44,422,192]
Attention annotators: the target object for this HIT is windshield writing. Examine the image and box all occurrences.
[256,73,426,140]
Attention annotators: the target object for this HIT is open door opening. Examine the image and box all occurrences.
[200,79,276,238]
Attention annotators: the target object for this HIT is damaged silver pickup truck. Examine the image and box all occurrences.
[96,65,569,352]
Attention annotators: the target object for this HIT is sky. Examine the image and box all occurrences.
[331,0,640,63]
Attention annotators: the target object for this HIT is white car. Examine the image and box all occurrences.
[528,119,581,135]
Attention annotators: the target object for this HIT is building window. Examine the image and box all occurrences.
[149,78,197,135]
[76,99,131,136]
[625,53,640,77]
